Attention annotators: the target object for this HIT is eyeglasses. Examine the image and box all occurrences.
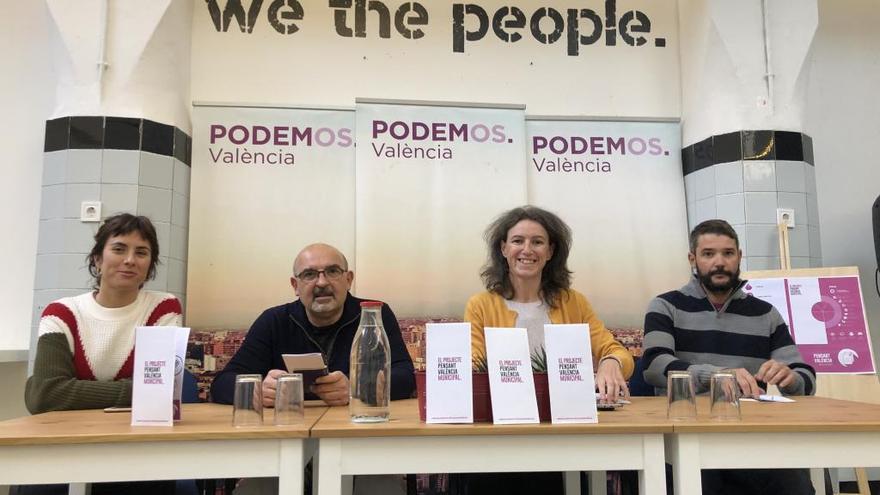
[295,265,347,282]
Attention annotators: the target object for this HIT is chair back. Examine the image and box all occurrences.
[628,356,655,397]
[183,369,200,403]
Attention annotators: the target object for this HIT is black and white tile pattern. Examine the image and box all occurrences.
[681,130,821,270]
[34,116,191,346]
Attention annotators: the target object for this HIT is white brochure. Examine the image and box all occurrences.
[544,324,598,424]
[787,277,830,345]
[132,327,187,426]
[485,327,539,424]
[426,322,473,423]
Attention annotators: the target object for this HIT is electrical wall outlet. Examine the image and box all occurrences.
[777,208,795,228]
[81,201,102,222]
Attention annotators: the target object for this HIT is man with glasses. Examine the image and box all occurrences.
[211,243,415,406]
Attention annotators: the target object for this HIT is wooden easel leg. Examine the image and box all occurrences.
[855,467,870,495]
[777,223,791,270]
[837,467,871,495]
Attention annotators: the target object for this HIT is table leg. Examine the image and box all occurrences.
[68,483,90,495]
[317,439,343,495]
[587,471,605,495]
[278,439,304,495]
[666,434,701,495]
[810,468,825,495]
[640,434,666,495]
[563,471,582,495]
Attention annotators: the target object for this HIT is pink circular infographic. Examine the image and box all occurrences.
[810,295,843,328]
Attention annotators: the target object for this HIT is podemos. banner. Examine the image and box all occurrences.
[355,101,527,317]
[189,105,355,329]
[526,118,689,327]
[188,103,689,329]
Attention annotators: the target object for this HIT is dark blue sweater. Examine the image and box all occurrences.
[210,293,415,404]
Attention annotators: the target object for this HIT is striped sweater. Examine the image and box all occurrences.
[642,277,816,396]
[25,291,182,414]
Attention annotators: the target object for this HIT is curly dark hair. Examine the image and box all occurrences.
[87,213,160,288]
[480,205,573,308]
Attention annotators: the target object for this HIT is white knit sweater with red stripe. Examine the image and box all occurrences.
[25,290,182,413]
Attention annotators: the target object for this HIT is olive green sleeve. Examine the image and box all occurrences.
[25,333,132,414]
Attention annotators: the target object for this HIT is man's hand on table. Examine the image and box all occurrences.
[313,371,350,406]
[755,359,796,389]
[262,369,287,408]
[726,367,764,398]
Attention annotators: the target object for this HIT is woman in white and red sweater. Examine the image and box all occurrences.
[25,213,181,414]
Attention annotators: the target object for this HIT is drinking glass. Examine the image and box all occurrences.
[233,374,263,427]
[667,370,697,420]
[710,372,741,421]
[274,373,305,425]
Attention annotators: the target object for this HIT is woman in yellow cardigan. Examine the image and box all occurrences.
[466,205,634,402]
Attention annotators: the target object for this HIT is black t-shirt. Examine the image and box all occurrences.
[302,320,343,362]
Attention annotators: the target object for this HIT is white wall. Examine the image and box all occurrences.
[0,363,29,420]
[806,0,880,373]
[190,0,680,118]
[46,0,193,129]
[0,0,54,419]
[0,3,54,352]
[678,0,817,145]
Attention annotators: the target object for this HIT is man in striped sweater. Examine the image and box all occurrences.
[643,219,816,494]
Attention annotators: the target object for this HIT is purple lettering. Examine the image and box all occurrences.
[210,125,227,144]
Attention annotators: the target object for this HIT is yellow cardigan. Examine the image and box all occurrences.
[464,289,634,379]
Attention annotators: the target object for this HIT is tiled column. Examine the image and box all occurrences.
[30,1,193,366]
[33,117,191,353]
[682,131,820,271]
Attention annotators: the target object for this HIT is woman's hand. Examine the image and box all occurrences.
[595,357,630,404]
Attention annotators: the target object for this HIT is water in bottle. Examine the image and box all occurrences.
[350,300,391,422]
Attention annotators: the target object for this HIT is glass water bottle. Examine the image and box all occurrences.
[349,301,391,422]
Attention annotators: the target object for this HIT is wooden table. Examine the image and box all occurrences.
[666,396,880,495]
[0,403,328,495]
[311,398,672,495]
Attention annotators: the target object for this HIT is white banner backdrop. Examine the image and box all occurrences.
[527,119,689,327]
[189,105,355,328]
[355,101,527,317]
[188,105,689,329]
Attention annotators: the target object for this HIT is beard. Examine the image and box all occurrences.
[309,286,338,313]
[697,266,741,294]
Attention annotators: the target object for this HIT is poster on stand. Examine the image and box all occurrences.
[744,275,875,373]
